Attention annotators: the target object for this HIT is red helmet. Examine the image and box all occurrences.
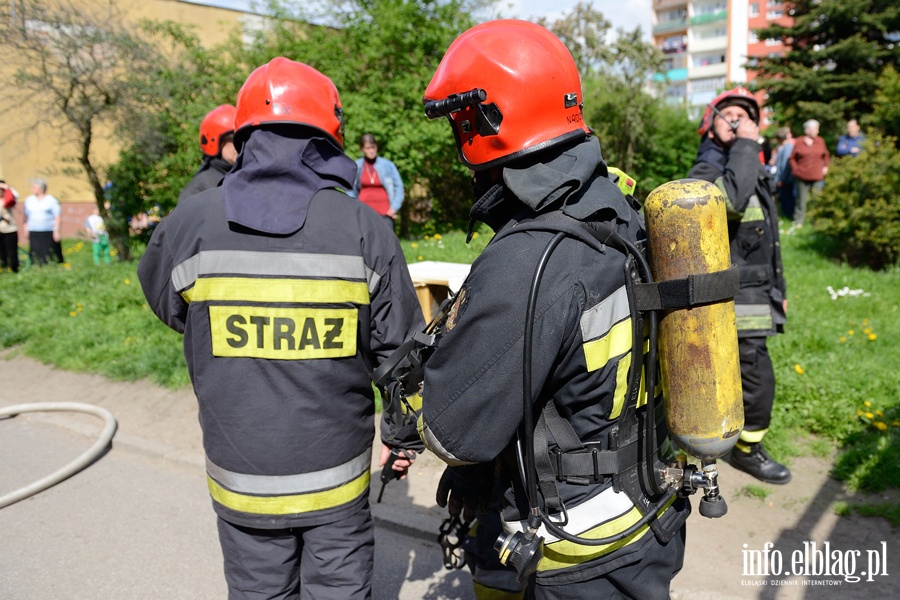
[698,87,760,137]
[234,57,345,149]
[423,20,590,171]
[199,104,237,157]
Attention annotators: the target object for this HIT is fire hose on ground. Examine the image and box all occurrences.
[0,402,118,509]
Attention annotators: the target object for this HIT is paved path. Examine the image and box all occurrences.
[1,352,898,599]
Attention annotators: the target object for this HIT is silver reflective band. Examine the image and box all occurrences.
[206,449,372,495]
[172,250,381,295]
[501,485,634,544]
[580,285,630,342]
[735,303,771,318]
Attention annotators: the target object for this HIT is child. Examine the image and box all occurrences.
[85,205,111,265]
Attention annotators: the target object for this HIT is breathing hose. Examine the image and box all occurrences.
[0,402,118,509]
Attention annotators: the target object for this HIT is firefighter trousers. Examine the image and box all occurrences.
[216,504,374,600]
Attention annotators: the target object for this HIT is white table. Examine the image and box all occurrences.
[406,261,471,322]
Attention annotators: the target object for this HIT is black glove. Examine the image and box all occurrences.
[435,463,494,523]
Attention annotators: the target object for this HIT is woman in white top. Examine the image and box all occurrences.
[23,178,63,265]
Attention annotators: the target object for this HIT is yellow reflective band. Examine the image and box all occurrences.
[538,495,677,572]
[582,318,633,372]
[736,314,773,331]
[739,428,767,444]
[472,582,525,600]
[741,207,765,222]
[608,350,649,420]
[715,177,741,220]
[209,306,358,360]
[401,393,423,415]
[207,470,370,515]
[182,277,370,305]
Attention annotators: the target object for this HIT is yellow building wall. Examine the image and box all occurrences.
[0,0,247,239]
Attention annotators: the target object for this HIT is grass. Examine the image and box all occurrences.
[1,221,899,505]
[738,484,772,502]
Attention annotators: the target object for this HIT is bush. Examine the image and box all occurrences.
[809,134,900,270]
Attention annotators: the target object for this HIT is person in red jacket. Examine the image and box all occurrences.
[788,119,830,226]
[0,180,20,272]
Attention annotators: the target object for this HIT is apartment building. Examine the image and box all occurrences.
[652,0,793,121]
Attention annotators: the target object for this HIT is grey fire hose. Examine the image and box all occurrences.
[0,402,118,509]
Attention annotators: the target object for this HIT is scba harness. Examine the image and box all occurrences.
[375,190,740,579]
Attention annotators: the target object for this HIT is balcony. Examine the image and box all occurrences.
[653,18,688,34]
[690,36,728,54]
[690,10,728,26]
[689,62,728,78]
[653,0,687,8]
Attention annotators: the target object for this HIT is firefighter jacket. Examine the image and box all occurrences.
[177,156,232,204]
[138,182,423,529]
[420,136,688,584]
[689,137,786,337]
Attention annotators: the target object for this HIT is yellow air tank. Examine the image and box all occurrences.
[643,179,743,460]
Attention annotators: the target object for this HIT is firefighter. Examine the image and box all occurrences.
[177,104,238,203]
[689,88,790,484]
[419,21,688,599]
[138,57,424,599]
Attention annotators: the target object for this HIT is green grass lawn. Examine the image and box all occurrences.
[1,224,898,501]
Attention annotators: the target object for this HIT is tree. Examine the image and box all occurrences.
[0,0,157,259]
[751,0,900,133]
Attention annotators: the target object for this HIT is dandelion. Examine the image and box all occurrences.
[864,400,872,407]
[864,328,872,334]
[865,412,874,419]
[863,318,869,326]
[69,311,77,317]
[892,421,900,427]
[856,410,864,416]
[794,364,805,375]
[124,278,131,285]
[839,337,847,343]
[876,410,884,417]
[411,242,419,248]
[63,263,72,269]
[417,255,423,261]
[868,333,877,341]
[434,234,442,240]
[848,330,855,336]
[472,232,479,239]
[873,422,888,432]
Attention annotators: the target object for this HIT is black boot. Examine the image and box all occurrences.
[727,443,792,484]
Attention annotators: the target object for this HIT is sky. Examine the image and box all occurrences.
[183,0,654,40]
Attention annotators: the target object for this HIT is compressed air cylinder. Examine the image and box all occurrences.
[643,179,743,460]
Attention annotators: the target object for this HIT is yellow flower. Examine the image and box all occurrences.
[76,303,83,310]
[873,422,888,431]
[892,421,900,427]
[124,278,131,285]
[876,410,884,417]
[856,410,864,416]
[63,263,72,269]
[434,234,442,240]
[472,232,479,238]
[863,328,872,334]
[839,337,846,343]
[865,412,874,419]
[69,311,77,317]
[848,330,855,335]
[793,364,805,375]
[864,400,872,407]
[411,243,419,248]
[417,255,423,261]
[863,318,869,326]
[868,333,877,341]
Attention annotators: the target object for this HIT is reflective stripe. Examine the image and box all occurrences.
[580,286,629,341]
[582,318,632,372]
[738,428,767,444]
[206,449,371,495]
[418,415,473,467]
[537,495,677,572]
[207,470,370,516]
[503,485,635,545]
[181,277,370,305]
[735,303,772,331]
[715,177,740,220]
[472,581,525,599]
[609,340,649,419]
[172,250,380,295]
[740,194,764,223]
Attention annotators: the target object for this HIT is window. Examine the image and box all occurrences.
[767,9,784,19]
[750,3,759,16]
[749,30,759,44]
[765,38,780,46]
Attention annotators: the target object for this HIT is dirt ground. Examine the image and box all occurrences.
[1,348,898,599]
